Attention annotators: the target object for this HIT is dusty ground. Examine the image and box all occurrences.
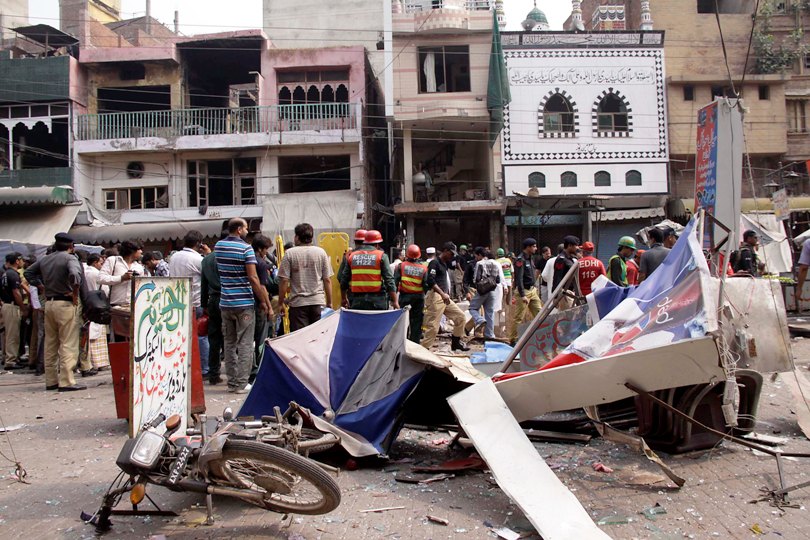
[0,337,809,539]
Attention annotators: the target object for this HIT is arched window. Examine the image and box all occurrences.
[336,84,349,103]
[321,85,335,103]
[543,94,575,133]
[596,93,628,133]
[594,171,611,187]
[528,172,546,188]
[278,87,292,106]
[307,85,320,104]
[561,171,577,188]
[626,170,642,186]
[292,86,306,105]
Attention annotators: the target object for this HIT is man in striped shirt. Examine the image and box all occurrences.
[214,218,272,394]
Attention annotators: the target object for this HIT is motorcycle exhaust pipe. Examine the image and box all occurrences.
[175,479,265,502]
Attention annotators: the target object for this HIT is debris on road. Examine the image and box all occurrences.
[426,515,449,525]
[394,472,455,484]
[358,506,406,514]
[411,455,486,473]
[492,526,521,540]
[640,503,667,521]
[591,462,613,473]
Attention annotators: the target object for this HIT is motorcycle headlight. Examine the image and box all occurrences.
[130,430,166,468]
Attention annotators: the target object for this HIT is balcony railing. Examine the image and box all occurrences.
[77,102,360,141]
[400,0,493,13]
[0,167,73,188]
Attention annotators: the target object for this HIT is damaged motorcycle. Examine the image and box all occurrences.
[84,411,341,532]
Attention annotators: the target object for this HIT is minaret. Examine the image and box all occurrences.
[495,0,506,30]
[640,0,654,31]
[571,0,583,29]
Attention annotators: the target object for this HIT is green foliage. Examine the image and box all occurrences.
[797,0,810,14]
[753,2,809,74]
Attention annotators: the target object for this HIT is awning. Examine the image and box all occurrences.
[70,219,227,244]
[13,24,79,48]
[681,197,810,214]
[394,199,507,215]
[262,190,358,242]
[0,186,74,206]
[594,207,665,222]
[0,204,80,245]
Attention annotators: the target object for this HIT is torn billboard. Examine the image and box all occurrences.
[531,217,717,372]
[239,309,424,456]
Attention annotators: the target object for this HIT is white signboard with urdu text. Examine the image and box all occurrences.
[129,277,192,437]
[773,188,790,221]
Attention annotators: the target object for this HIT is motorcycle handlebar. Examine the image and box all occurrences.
[146,414,166,429]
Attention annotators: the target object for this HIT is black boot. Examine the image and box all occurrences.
[451,336,470,352]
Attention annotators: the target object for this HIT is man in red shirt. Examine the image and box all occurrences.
[577,241,606,296]
[626,255,640,286]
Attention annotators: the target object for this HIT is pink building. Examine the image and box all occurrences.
[70,24,381,247]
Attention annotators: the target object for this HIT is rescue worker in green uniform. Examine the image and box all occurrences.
[339,229,399,310]
[607,236,637,287]
[338,229,366,308]
[394,244,428,342]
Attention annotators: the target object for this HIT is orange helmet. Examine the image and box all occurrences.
[354,229,367,242]
[406,244,421,259]
[364,230,383,244]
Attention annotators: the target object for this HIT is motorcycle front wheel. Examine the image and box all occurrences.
[210,440,340,515]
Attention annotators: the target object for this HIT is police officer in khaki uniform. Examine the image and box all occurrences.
[510,238,542,345]
[421,242,469,351]
[394,244,428,343]
[338,230,399,310]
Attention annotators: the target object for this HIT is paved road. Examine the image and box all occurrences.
[1,339,809,539]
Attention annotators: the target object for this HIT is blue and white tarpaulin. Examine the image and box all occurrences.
[529,218,718,372]
[239,309,425,457]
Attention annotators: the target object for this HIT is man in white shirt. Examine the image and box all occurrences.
[99,241,144,307]
[169,231,204,309]
[83,253,110,371]
[390,249,405,273]
[168,230,208,375]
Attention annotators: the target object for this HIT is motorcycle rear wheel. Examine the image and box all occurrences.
[211,440,340,515]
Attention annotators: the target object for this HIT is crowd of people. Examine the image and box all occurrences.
[0,219,771,392]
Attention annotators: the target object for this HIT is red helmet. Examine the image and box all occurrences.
[364,230,383,244]
[406,244,421,259]
[354,229,367,242]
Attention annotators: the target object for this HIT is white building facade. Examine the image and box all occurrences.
[501,31,669,258]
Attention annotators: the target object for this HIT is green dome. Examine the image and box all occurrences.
[527,7,548,24]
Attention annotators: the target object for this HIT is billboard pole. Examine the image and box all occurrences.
[694,97,744,428]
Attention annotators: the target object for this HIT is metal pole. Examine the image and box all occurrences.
[498,260,580,373]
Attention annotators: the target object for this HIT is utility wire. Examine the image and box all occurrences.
[713,0,738,98]
[738,0,762,93]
